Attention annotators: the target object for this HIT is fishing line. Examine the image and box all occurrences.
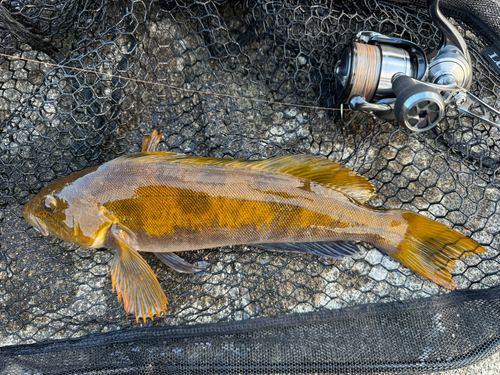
[0,52,348,112]
[348,43,381,102]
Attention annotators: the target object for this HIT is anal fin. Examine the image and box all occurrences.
[111,238,168,323]
[252,241,361,260]
[155,252,205,273]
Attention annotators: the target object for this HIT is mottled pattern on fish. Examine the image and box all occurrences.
[70,154,399,253]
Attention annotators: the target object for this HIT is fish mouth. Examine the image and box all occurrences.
[25,211,50,236]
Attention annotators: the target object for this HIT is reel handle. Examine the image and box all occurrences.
[392,73,445,132]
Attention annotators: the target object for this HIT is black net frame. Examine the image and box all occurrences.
[1,0,500,373]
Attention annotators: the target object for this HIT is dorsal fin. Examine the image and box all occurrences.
[117,153,375,203]
[174,154,375,203]
[142,130,163,152]
[137,133,374,203]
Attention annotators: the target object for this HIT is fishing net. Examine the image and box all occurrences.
[0,0,499,373]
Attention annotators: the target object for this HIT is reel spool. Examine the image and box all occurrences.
[333,0,500,131]
[335,39,424,105]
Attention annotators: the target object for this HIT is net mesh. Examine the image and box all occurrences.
[0,0,500,373]
[2,287,500,374]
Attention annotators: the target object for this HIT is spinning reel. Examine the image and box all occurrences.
[334,0,500,132]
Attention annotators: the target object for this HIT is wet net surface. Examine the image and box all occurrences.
[0,0,500,373]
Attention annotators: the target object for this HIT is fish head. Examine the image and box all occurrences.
[23,166,111,248]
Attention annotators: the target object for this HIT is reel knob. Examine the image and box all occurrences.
[392,73,445,132]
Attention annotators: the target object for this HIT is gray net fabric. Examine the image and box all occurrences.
[0,0,500,373]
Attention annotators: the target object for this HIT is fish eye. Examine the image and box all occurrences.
[44,196,57,212]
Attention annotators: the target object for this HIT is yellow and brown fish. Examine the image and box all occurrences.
[23,131,486,322]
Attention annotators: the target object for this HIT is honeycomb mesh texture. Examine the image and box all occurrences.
[0,0,500,373]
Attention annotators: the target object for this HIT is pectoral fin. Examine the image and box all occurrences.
[252,241,361,260]
[155,252,205,273]
[110,225,168,322]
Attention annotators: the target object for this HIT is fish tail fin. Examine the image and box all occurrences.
[391,212,487,289]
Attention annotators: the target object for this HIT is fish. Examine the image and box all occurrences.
[23,131,487,322]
